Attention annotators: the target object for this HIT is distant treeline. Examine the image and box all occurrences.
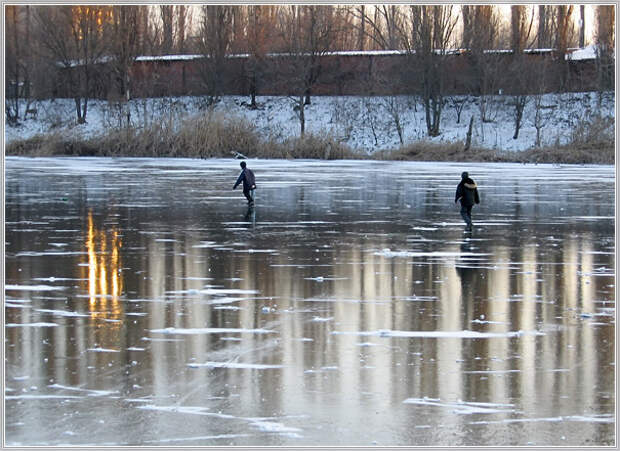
[6,5,615,141]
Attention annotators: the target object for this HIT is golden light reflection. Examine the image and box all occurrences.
[83,211,124,322]
[72,6,114,36]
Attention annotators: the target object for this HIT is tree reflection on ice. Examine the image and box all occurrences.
[5,158,615,447]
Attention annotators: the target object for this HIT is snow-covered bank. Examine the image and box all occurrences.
[4,92,614,153]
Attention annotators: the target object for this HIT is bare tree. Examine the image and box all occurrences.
[554,5,575,54]
[450,97,468,124]
[357,5,366,50]
[197,5,233,103]
[554,5,575,90]
[382,95,406,145]
[461,6,502,123]
[353,5,404,50]
[5,6,39,123]
[579,5,586,48]
[230,6,246,53]
[595,5,615,101]
[274,5,339,135]
[245,6,274,108]
[160,5,174,54]
[537,5,552,49]
[34,6,110,124]
[137,6,158,55]
[506,6,537,139]
[530,57,553,147]
[402,5,458,137]
[5,6,21,123]
[110,6,140,100]
[106,6,142,128]
[511,6,535,54]
[176,5,189,53]
[508,62,530,140]
[69,6,111,123]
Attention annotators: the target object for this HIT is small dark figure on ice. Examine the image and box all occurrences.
[455,171,480,231]
[233,161,256,205]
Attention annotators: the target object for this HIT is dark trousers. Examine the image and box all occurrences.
[460,204,473,226]
[243,189,255,203]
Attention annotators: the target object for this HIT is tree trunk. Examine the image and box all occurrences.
[424,95,432,136]
[358,6,365,50]
[579,5,585,48]
[513,98,524,139]
[299,95,305,135]
[24,6,31,101]
[12,6,20,119]
[75,98,85,124]
[538,6,548,48]
[464,115,474,151]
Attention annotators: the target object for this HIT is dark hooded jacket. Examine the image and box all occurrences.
[233,168,256,192]
[455,177,480,207]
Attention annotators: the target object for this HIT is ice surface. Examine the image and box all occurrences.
[375,250,491,258]
[150,327,276,335]
[6,394,84,400]
[332,329,545,338]
[4,157,614,447]
[403,398,518,414]
[47,384,119,397]
[34,309,90,318]
[6,322,58,327]
[187,362,284,369]
[5,284,67,291]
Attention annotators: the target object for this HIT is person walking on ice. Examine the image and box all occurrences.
[455,171,480,231]
[233,161,256,205]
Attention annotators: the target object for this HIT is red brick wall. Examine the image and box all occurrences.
[57,52,601,99]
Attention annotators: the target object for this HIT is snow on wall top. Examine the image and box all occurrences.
[61,46,602,67]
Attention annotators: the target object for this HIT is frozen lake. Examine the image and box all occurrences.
[5,157,615,446]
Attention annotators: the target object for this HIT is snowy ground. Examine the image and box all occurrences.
[5,157,615,446]
[4,91,615,153]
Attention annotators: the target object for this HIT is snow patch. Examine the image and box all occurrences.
[332,329,545,338]
[150,327,276,335]
[188,361,284,369]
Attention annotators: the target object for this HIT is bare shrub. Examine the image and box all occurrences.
[5,132,101,156]
[329,98,361,142]
[282,133,360,160]
[376,141,495,161]
[177,113,262,158]
[375,139,613,165]
[40,100,73,130]
[517,144,614,164]
[570,114,614,148]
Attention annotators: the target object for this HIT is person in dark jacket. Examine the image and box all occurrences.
[455,171,480,230]
[233,161,256,205]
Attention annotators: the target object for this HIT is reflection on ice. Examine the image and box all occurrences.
[5,284,67,291]
[331,329,546,338]
[6,322,58,327]
[187,362,284,369]
[403,397,518,415]
[149,327,276,335]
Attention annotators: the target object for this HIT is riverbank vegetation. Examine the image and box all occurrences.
[6,110,614,164]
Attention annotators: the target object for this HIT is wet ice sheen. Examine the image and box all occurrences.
[4,157,614,447]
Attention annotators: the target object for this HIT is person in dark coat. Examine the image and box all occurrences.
[233,161,256,205]
[455,171,480,230]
